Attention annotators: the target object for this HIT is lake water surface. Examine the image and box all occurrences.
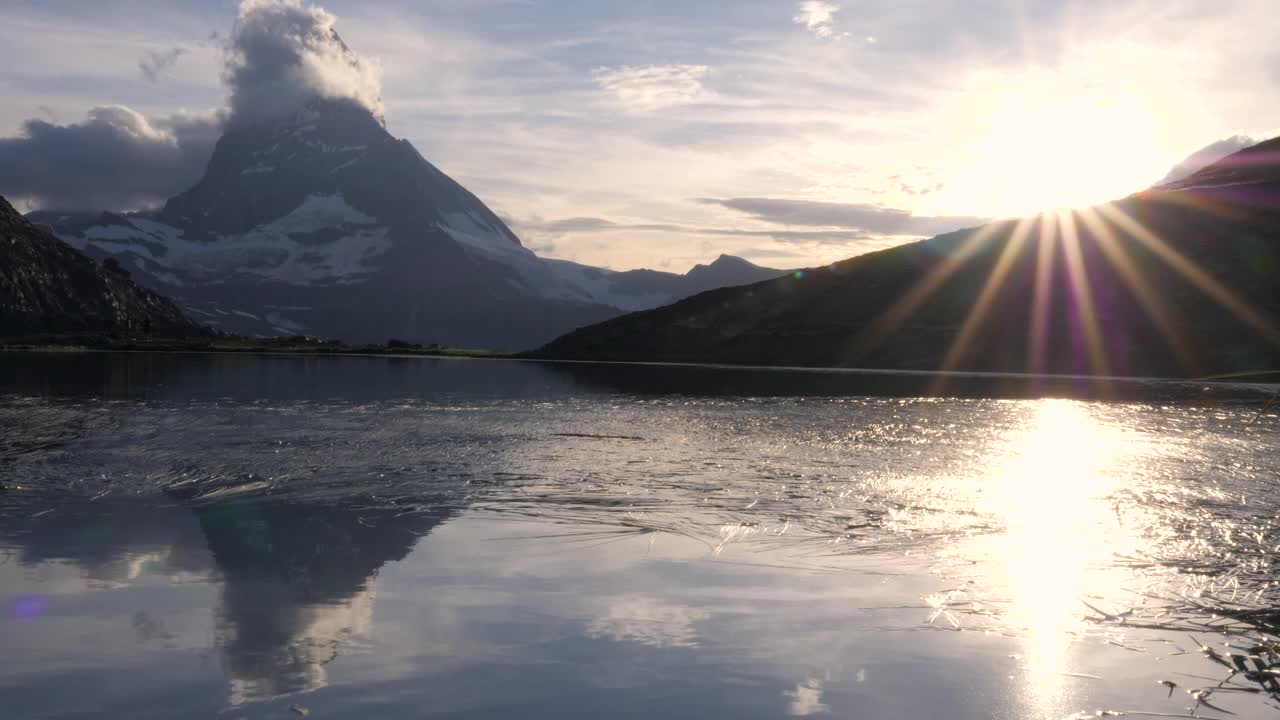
[2,352,1279,719]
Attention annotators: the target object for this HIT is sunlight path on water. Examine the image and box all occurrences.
[980,400,1145,717]
[1,354,1277,718]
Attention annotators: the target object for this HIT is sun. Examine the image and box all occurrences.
[925,81,1174,219]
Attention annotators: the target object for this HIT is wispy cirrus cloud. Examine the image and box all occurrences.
[138,47,188,82]
[4,0,1280,272]
[514,214,875,246]
[701,197,988,237]
[592,64,709,112]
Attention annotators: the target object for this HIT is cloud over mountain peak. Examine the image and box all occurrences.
[225,0,384,126]
[0,0,382,211]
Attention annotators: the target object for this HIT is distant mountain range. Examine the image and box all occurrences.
[30,100,785,350]
[0,195,204,339]
[536,137,1280,379]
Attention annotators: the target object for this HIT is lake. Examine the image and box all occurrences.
[1,352,1278,719]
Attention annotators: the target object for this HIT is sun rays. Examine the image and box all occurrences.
[1075,207,1198,371]
[1027,212,1058,376]
[937,218,1034,373]
[844,221,1009,361]
[1095,203,1280,349]
[855,190,1280,380]
[1057,210,1111,377]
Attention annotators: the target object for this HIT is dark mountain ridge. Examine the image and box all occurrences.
[0,195,204,338]
[536,138,1280,379]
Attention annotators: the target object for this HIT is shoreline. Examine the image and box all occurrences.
[0,338,511,361]
[1,340,1277,394]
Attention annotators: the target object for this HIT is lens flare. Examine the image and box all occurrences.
[844,221,1006,362]
[1057,210,1110,378]
[1075,206,1197,371]
[1096,203,1280,349]
[8,595,47,622]
[936,217,1034,376]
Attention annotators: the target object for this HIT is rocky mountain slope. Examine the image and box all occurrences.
[33,100,783,350]
[0,194,204,339]
[536,138,1280,379]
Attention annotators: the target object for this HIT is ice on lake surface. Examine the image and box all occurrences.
[1,352,1278,719]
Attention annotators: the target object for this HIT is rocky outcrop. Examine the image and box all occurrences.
[0,195,205,338]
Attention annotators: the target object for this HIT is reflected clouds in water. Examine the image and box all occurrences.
[2,354,1277,719]
[784,677,829,716]
[196,501,452,704]
[0,495,454,708]
[584,595,709,649]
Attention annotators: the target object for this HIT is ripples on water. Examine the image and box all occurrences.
[1,353,1278,718]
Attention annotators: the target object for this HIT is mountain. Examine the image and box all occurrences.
[1158,135,1280,192]
[0,194,204,339]
[32,100,784,350]
[535,138,1280,379]
[1156,135,1259,187]
[683,253,792,289]
[543,254,791,312]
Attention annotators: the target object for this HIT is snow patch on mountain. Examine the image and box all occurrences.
[436,210,529,260]
[543,259,671,311]
[261,192,377,231]
[60,193,390,287]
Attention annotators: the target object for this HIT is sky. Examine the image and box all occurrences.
[0,0,1276,272]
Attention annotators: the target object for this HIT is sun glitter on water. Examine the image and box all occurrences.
[979,400,1141,716]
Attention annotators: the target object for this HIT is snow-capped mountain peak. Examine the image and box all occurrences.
[158,99,396,235]
[35,98,785,348]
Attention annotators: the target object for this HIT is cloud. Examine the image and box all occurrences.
[784,678,829,716]
[702,197,988,237]
[0,0,385,211]
[0,106,224,211]
[593,65,709,111]
[138,47,187,83]
[530,216,618,234]
[1157,134,1259,185]
[792,1,846,39]
[735,247,811,260]
[225,0,383,126]
[516,215,874,246]
[585,596,709,648]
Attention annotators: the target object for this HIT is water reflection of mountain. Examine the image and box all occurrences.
[0,493,455,706]
[198,500,452,704]
[0,498,212,582]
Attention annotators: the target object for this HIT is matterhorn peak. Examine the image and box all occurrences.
[224,0,384,129]
[35,1,788,351]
